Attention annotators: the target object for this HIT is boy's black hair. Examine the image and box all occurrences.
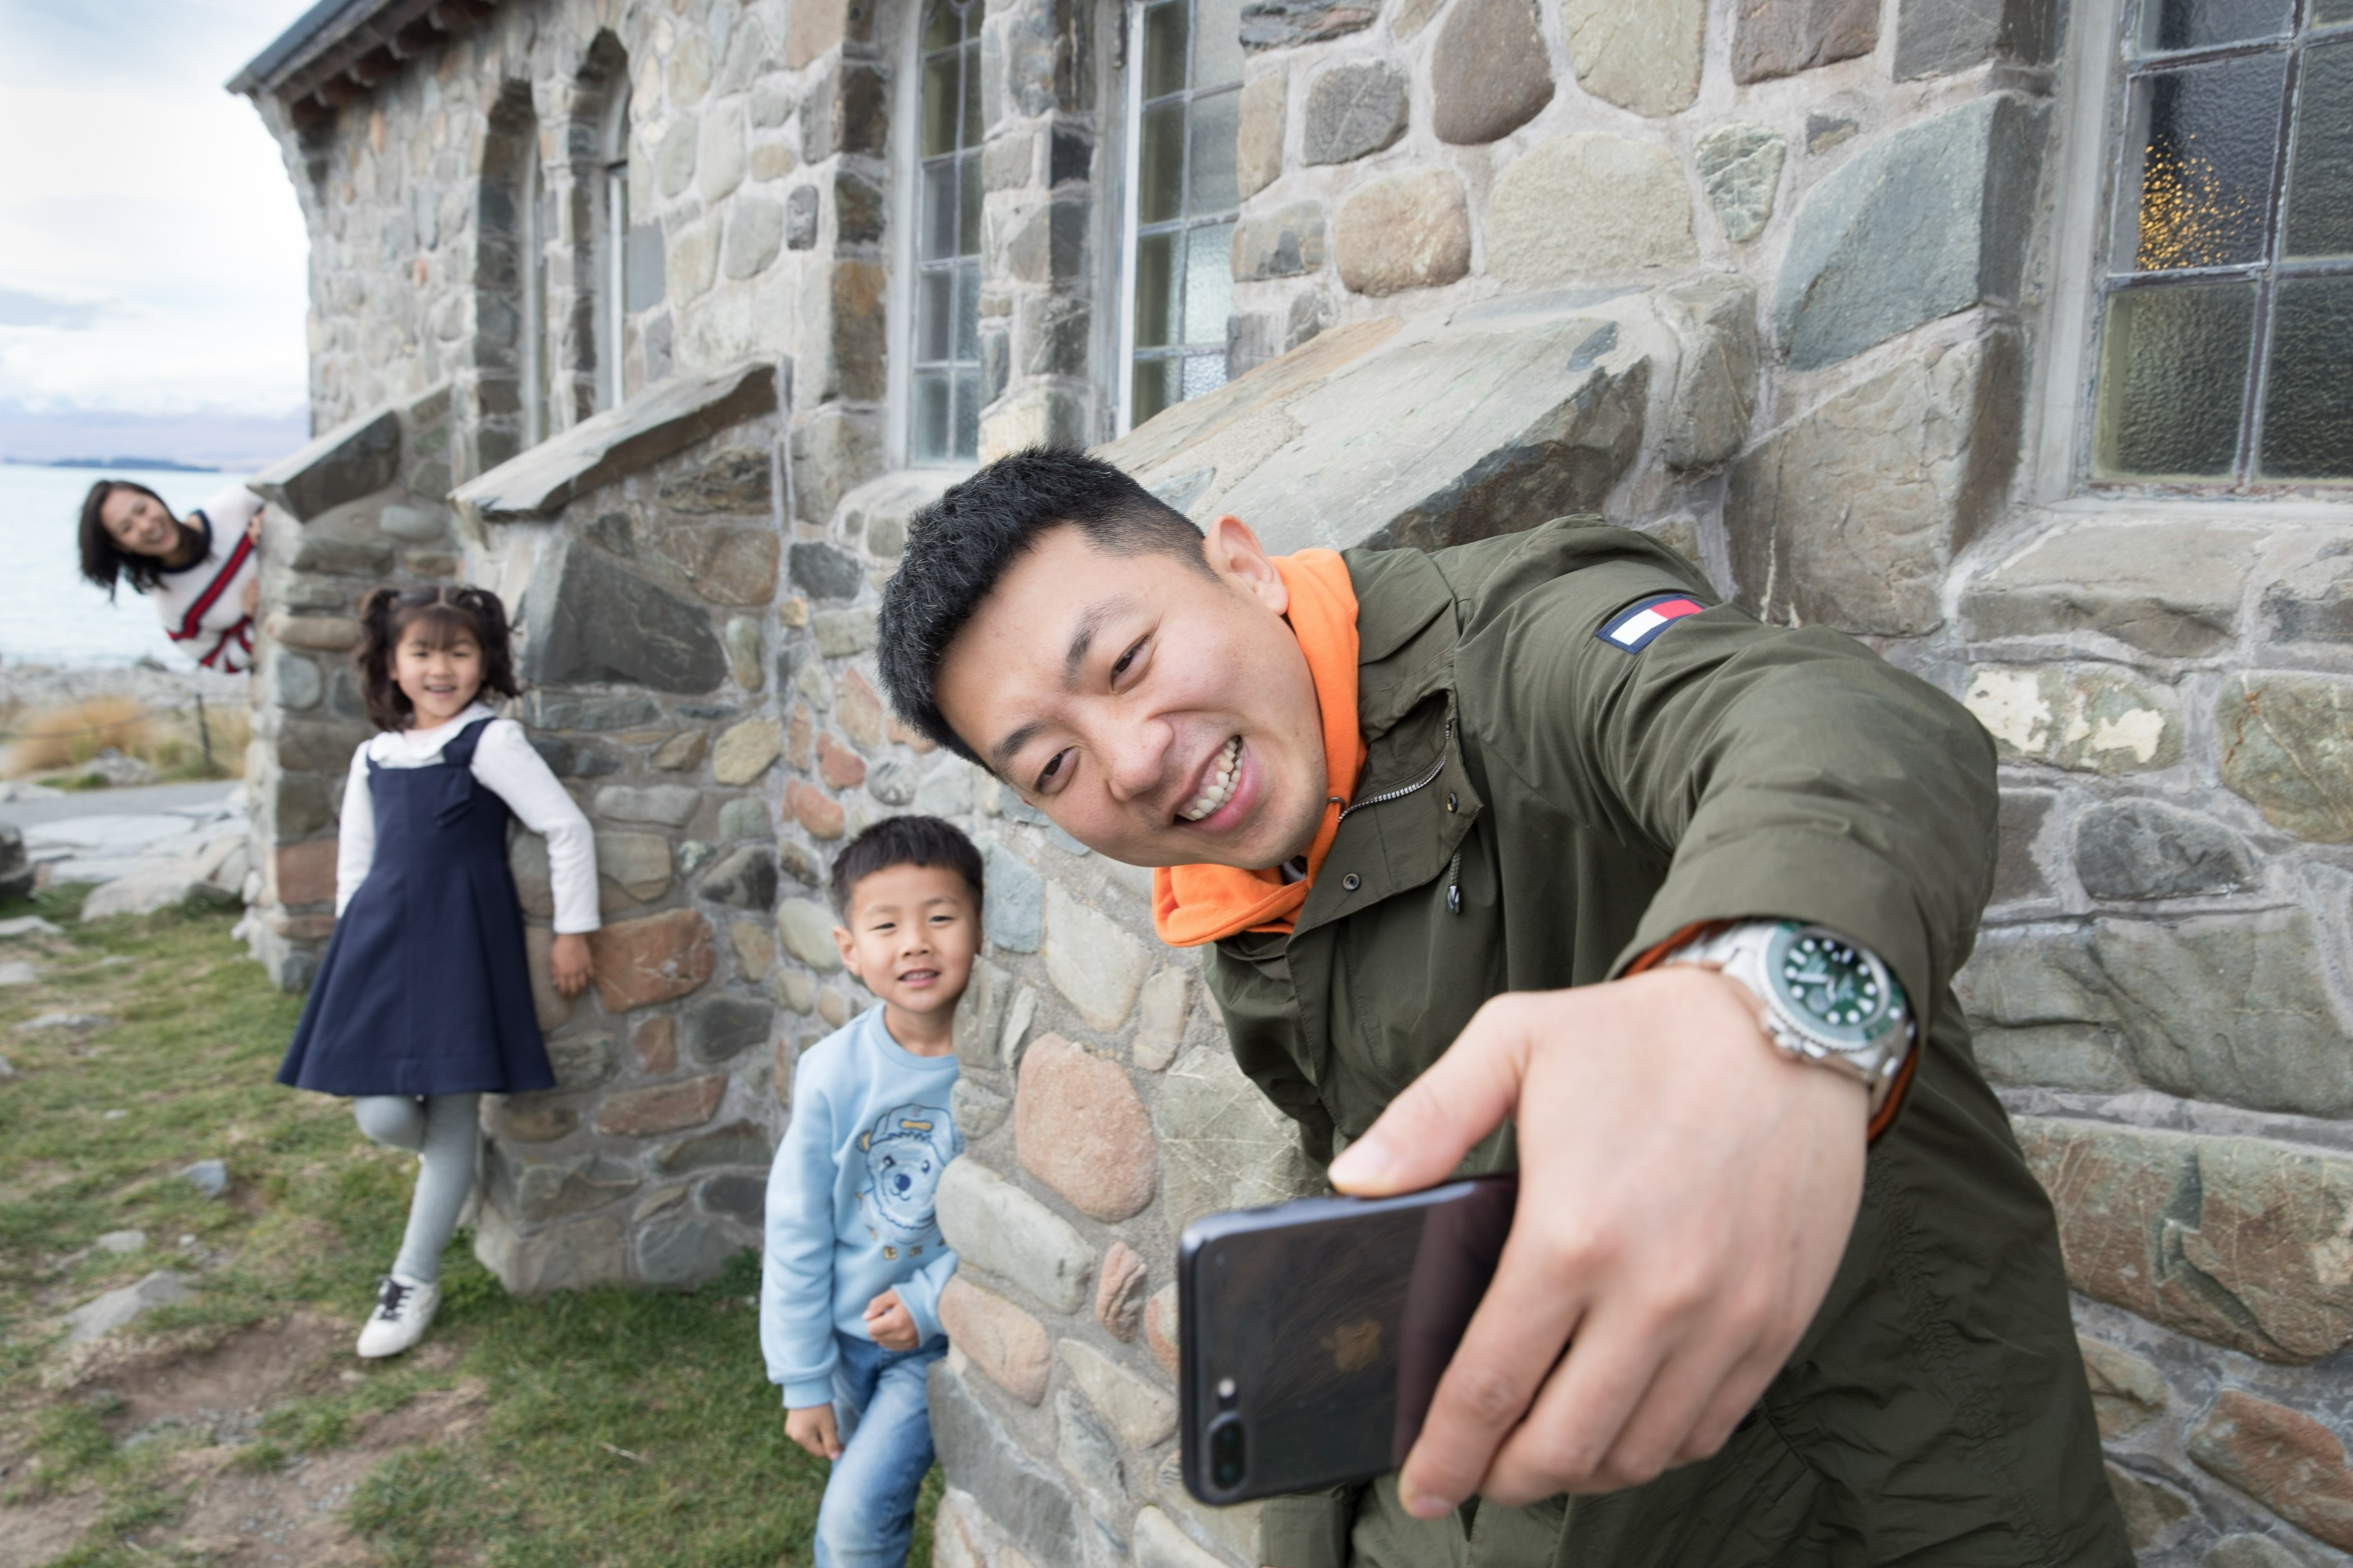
[828,814,986,919]
[875,446,1212,766]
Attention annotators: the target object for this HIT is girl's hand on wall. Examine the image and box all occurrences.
[550,933,594,998]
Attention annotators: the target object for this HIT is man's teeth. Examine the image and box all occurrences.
[1179,738,1243,822]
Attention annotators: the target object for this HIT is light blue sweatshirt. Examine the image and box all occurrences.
[761,1006,963,1409]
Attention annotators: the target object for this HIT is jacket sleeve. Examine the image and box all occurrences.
[761,1058,842,1408]
[1468,555,1998,1040]
[894,1245,958,1345]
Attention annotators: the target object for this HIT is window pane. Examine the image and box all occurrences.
[1133,358,1181,425]
[2093,282,2255,478]
[1184,222,1234,345]
[2282,40,2353,260]
[958,151,983,256]
[953,368,982,460]
[1181,352,1230,402]
[1144,0,1191,98]
[923,53,962,157]
[1135,231,1179,347]
[1139,100,1186,224]
[955,261,982,362]
[2135,0,2290,52]
[2116,55,2287,272]
[1194,0,1244,88]
[2257,276,2353,479]
[915,370,951,462]
[923,161,958,261]
[919,269,955,362]
[1188,89,1241,216]
[925,1,962,51]
[961,42,982,147]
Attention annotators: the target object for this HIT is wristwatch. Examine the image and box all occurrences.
[1660,921,1914,1114]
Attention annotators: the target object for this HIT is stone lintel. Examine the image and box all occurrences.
[452,358,779,528]
[1093,289,1655,556]
[249,406,402,522]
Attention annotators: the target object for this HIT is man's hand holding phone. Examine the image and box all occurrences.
[1325,965,1868,1516]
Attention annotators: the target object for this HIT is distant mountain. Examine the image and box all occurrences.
[0,403,308,474]
[5,456,223,472]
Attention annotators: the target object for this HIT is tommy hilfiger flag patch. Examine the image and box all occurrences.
[1597,592,1707,653]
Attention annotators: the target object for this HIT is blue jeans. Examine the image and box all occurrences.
[814,1330,947,1568]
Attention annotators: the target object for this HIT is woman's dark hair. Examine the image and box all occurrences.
[875,446,1210,765]
[828,814,986,919]
[78,479,196,598]
[355,585,524,731]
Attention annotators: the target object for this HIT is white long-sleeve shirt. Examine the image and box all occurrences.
[155,485,263,673]
[335,703,601,933]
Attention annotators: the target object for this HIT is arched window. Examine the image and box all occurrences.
[912,0,983,463]
[1118,0,1243,431]
[598,86,631,411]
[522,150,553,446]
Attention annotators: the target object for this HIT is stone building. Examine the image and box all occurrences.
[229,0,2352,1562]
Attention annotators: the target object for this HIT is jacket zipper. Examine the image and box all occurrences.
[1334,715,1467,914]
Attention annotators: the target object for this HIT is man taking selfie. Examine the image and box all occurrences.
[876,449,2129,1568]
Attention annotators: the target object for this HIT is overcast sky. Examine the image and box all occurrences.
[0,0,315,465]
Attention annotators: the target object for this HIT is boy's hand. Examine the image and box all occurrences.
[550,932,594,997]
[785,1404,842,1460]
[864,1290,919,1352]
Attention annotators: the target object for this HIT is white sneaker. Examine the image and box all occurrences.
[355,1272,440,1359]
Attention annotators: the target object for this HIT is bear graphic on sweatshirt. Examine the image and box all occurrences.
[857,1103,958,1247]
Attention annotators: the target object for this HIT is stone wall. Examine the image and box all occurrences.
[446,358,796,1288]
[237,0,2353,1563]
[242,387,466,991]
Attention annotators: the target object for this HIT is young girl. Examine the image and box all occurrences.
[77,478,265,672]
[277,586,600,1358]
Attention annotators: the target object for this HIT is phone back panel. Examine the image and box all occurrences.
[1177,1177,1515,1505]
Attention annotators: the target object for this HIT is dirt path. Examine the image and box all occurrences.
[0,1315,482,1567]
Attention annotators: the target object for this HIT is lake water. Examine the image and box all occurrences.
[0,464,252,669]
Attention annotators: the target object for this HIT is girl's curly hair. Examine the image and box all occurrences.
[355,585,523,731]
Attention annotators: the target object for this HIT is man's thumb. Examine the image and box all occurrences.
[1326,1004,1526,1196]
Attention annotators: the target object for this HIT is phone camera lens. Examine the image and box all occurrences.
[1208,1413,1247,1492]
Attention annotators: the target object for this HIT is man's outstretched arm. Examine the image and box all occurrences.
[1333,573,1997,1516]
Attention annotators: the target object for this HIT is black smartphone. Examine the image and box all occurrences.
[1176,1173,1518,1506]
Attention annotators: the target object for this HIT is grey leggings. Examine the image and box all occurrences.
[352,1093,480,1284]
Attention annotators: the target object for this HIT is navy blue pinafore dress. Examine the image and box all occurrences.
[277,716,555,1097]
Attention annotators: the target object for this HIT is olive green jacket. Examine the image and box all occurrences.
[1202,521,2128,1568]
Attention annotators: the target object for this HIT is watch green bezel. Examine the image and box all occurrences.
[1762,922,1907,1053]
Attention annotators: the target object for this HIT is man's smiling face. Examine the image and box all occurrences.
[933,516,1329,871]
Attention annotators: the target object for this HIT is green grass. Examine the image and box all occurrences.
[0,887,923,1565]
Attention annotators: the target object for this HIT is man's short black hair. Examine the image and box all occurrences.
[877,446,1210,766]
[828,813,986,920]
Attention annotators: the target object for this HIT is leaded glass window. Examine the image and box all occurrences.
[2092,0,2353,484]
[1122,0,1243,430]
[523,151,553,446]
[915,0,983,464]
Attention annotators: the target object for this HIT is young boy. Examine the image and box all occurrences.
[762,815,982,1567]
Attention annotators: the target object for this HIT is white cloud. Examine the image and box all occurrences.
[0,0,313,420]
